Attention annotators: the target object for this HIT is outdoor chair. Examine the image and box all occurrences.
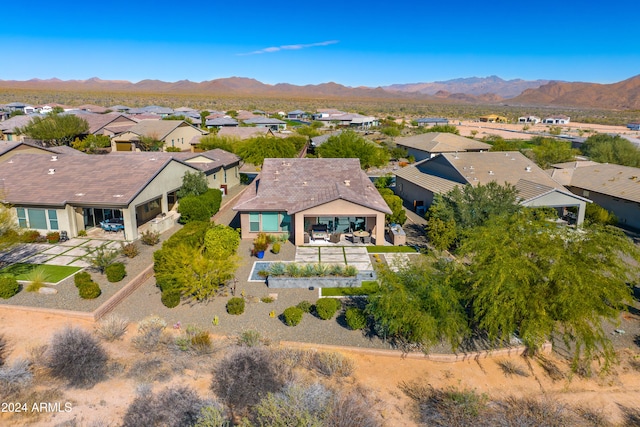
[362,235,371,244]
[329,233,341,243]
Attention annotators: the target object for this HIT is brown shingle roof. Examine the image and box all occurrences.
[0,153,197,207]
[396,132,491,154]
[233,158,392,215]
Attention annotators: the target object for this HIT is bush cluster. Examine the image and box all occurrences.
[296,300,313,313]
[178,188,222,224]
[122,385,206,427]
[74,271,101,299]
[105,262,126,282]
[268,262,358,277]
[45,327,108,388]
[161,288,181,308]
[120,242,140,258]
[94,314,129,342]
[226,297,245,315]
[283,306,304,326]
[140,230,161,246]
[0,276,20,299]
[315,298,341,320]
[133,316,168,353]
[20,230,43,243]
[345,307,367,330]
[46,231,60,243]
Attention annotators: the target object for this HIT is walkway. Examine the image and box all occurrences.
[0,238,121,268]
[295,246,372,271]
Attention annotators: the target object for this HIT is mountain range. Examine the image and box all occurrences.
[1,75,640,110]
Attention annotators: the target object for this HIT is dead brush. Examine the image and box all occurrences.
[496,359,530,377]
[313,351,355,378]
[95,314,129,342]
[128,357,173,383]
[536,355,565,382]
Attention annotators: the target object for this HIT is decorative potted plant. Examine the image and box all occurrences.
[252,232,269,259]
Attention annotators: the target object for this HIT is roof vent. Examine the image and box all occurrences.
[51,155,58,161]
[454,152,459,159]
[488,170,494,175]
[113,194,124,198]
[505,152,509,156]
[48,168,55,175]
[344,180,350,186]
[302,181,308,186]
[75,192,85,196]
[275,170,279,175]
[525,166,532,172]
[469,165,474,170]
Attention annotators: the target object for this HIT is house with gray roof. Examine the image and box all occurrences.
[206,117,239,128]
[111,119,207,152]
[233,158,392,245]
[415,117,449,126]
[395,151,588,223]
[243,117,287,131]
[549,162,640,229]
[395,132,491,161]
[0,152,202,240]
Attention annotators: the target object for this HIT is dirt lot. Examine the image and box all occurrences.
[1,306,639,426]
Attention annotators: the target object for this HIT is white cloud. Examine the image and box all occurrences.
[238,40,339,56]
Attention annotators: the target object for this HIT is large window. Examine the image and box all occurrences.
[249,213,259,232]
[249,212,290,233]
[262,212,279,232]
[15,208,59,230]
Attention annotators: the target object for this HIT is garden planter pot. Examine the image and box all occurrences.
[256,250,265,259]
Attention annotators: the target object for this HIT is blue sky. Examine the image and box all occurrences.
[2,0,638,87]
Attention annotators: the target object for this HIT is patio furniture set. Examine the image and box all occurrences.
[100,218,125,233]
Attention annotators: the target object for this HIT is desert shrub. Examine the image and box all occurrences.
[78,281,101,299]
[77,229,87,237]
[94,314,128,342]
[271,242,281,254]
[127,357,173,383]
[161,288,181,308]
[200,188,223,216]
[105,262,126,282]
[492,396,576,426]
[161,221,211,249]
[0,359,33,399]
[238,330,263,347]
[85,243,119,274]
[120,242,139,258]
[296,300,313,313]
[325,386,382,427]
[315,298,341,320]
[20,230,42,243]
[0,334,7,366]
[496,359,529,377]
[212,347,287,418]
[260,296,274,303]
[178,196,211,224]
[399,382,487,426]
[174,325,212,355]
[313,351,355,377]
[283,306,304,327]
[45,327,108,388]
[536,355,565,382]
[122,385,206,427]
[194,405,230,427]
[133,316,168,353]
[345,307,367,330]
[226,297,245,315]
[140,230,161,246]
[74,271,92,287]
[0,276,20,299]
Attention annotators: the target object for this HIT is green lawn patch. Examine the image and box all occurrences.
[321,280,379,297]
[0,263,82,283]
[367,246,417,253]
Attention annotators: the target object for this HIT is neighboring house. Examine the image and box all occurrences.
[109,105,132,113]
[395,132,491,161]
[310,131,342,148]
[0,115,35,141]
[205,117,239,128]
[549,162,640,230]
[543,115,570,124]
[78,112,138,137]
[0,141,73,163]
[233,158,392,245]
[315,113,378,129]
[518,115,541,124]
[5,102,30,113]
[215,127,274,140]
[394,151,588,223]
[111,120,207,152]
[415,117,449,126]
[76,104,109,114]
[127,106,174,117]
[169,149,242,195]
[0,153,201,240]
[287,110,307,120]
[627,123,640,131]
[479,114,507,123]
[243,117,287,132]
[0,111,8,121]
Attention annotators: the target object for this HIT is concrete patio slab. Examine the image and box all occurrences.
[46,255,78,266]
[343,247,368,255]
[58,238,88,247]
[348,262,373,270]
[67,259,91,268]
[319,254,345,263]
[64,248,91,257]
[41,246,72,255]
[82,240,112,248]
[346,254,371,263]
[320,247,344,255]
[22,254,54,264]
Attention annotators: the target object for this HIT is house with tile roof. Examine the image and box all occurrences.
[111,119,207,152]
[75,112,138,137]
[243,117,287,131]
[167,149,242,195]
[549,162,640,230]
[205,117,239,128]
[0,115,38,142]
[395,151,588,223]
[395,132,491,162]
[0,152,203,240]
[233,158,392,245]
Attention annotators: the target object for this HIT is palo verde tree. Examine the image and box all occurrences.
[236,135,298,165]
[18,113,89,146]
[378,188,406,225]
[316,130,389,169]
[528,136,578,169]
[581,133,640,167]
[458,210,640,372]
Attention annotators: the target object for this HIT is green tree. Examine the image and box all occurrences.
[177,171,208,198]
[197,135,238,153]
[236,136,297,165]
[72,134,112,153]
[18,113,89,146]
[459,212,640,370]
[199,111,210,129]
[0,201,19,252]
[316,130,389,169]
[584,202,618,226]
[529,137,578,168]
[485,135,521,152]
[423,124,460,135]
[295,125,321,138]
[581,134,640,167]
[138,135,164,152]
[204,225,240,260]
[367,257,469,350]
[374,174,394,189]
[378,188,407,225]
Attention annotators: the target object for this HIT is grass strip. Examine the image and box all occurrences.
[320,280,379,297]
[366,246,417,253]
[0,263,82,282]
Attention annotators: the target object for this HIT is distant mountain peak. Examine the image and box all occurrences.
[383,76,551,98]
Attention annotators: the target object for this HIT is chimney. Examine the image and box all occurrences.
[48,168,55,175]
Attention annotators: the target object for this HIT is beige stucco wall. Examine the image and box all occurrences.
[164,126,204,151]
